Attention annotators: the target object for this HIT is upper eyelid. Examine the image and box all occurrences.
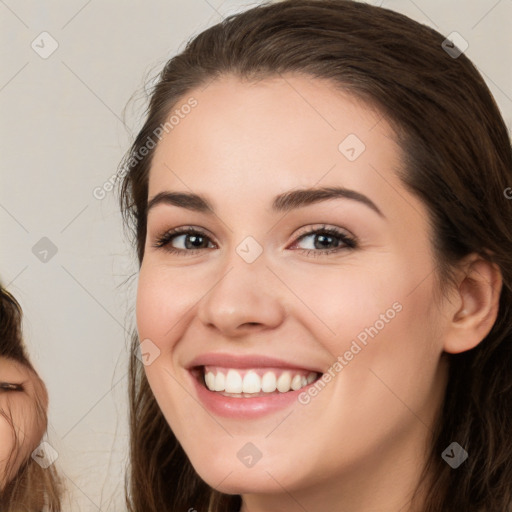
[154,223,353,238]
[152,224,356,249]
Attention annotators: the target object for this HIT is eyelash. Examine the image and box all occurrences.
[0,382,24,392]
[152,224,357,257]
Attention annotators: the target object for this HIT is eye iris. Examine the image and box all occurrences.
[315,233,337,249]
[185,233,207,249]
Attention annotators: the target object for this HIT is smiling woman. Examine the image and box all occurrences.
[117,1,512,511]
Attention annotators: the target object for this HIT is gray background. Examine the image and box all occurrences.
[1,0,511,509]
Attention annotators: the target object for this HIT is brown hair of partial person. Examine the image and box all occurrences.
[117,1,512,510]
[0,285,63,511]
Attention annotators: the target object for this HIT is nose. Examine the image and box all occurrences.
[196,256,286,337]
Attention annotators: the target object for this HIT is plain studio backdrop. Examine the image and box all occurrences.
[1,0,511,509]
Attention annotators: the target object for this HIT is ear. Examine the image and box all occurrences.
[443,254,502,354]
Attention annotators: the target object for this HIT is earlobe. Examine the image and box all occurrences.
[443,255,502,354]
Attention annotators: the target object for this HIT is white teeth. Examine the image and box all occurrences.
[205,371,215,390]
[203,368,320,394]
[214,371,225,392]
[261,371,277,392]
[242,371,261,393]
[225,369,243,393]
[276,371,292,392]
[291,374,303,391]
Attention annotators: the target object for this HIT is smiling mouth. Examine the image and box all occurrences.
[191,366,323,398]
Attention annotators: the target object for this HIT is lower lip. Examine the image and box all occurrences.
[189,369,318,419]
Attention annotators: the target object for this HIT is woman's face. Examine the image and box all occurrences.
[0,357,47,488]
[136,74,452,499]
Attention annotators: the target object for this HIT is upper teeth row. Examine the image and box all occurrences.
[204,369,318,394]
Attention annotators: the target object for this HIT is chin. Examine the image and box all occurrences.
[188,452,302,495]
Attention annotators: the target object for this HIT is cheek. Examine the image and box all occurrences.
[290,271,445,476]
[327,270,444,426]
[280,260,407,344]
[135,264,197,404]
[298,252,439,348]
[308,261,443,404]
[136,263,185,342]
[0,416,15,479]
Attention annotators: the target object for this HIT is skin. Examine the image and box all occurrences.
[0,357,47,490]
[136,74,501,512]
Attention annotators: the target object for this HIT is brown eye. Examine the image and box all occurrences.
[153,226,216,255]
[290,225,357,256]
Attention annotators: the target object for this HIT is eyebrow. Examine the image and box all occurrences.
[146,186,384,218]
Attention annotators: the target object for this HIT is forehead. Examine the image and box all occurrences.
[148,73,407,218]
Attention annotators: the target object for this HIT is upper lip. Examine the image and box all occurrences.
[186,353,324,373]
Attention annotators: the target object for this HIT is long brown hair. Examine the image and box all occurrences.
[0,285,63,511]
[118,1,512,510]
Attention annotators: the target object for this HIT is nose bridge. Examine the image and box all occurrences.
[197,240,285,335]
